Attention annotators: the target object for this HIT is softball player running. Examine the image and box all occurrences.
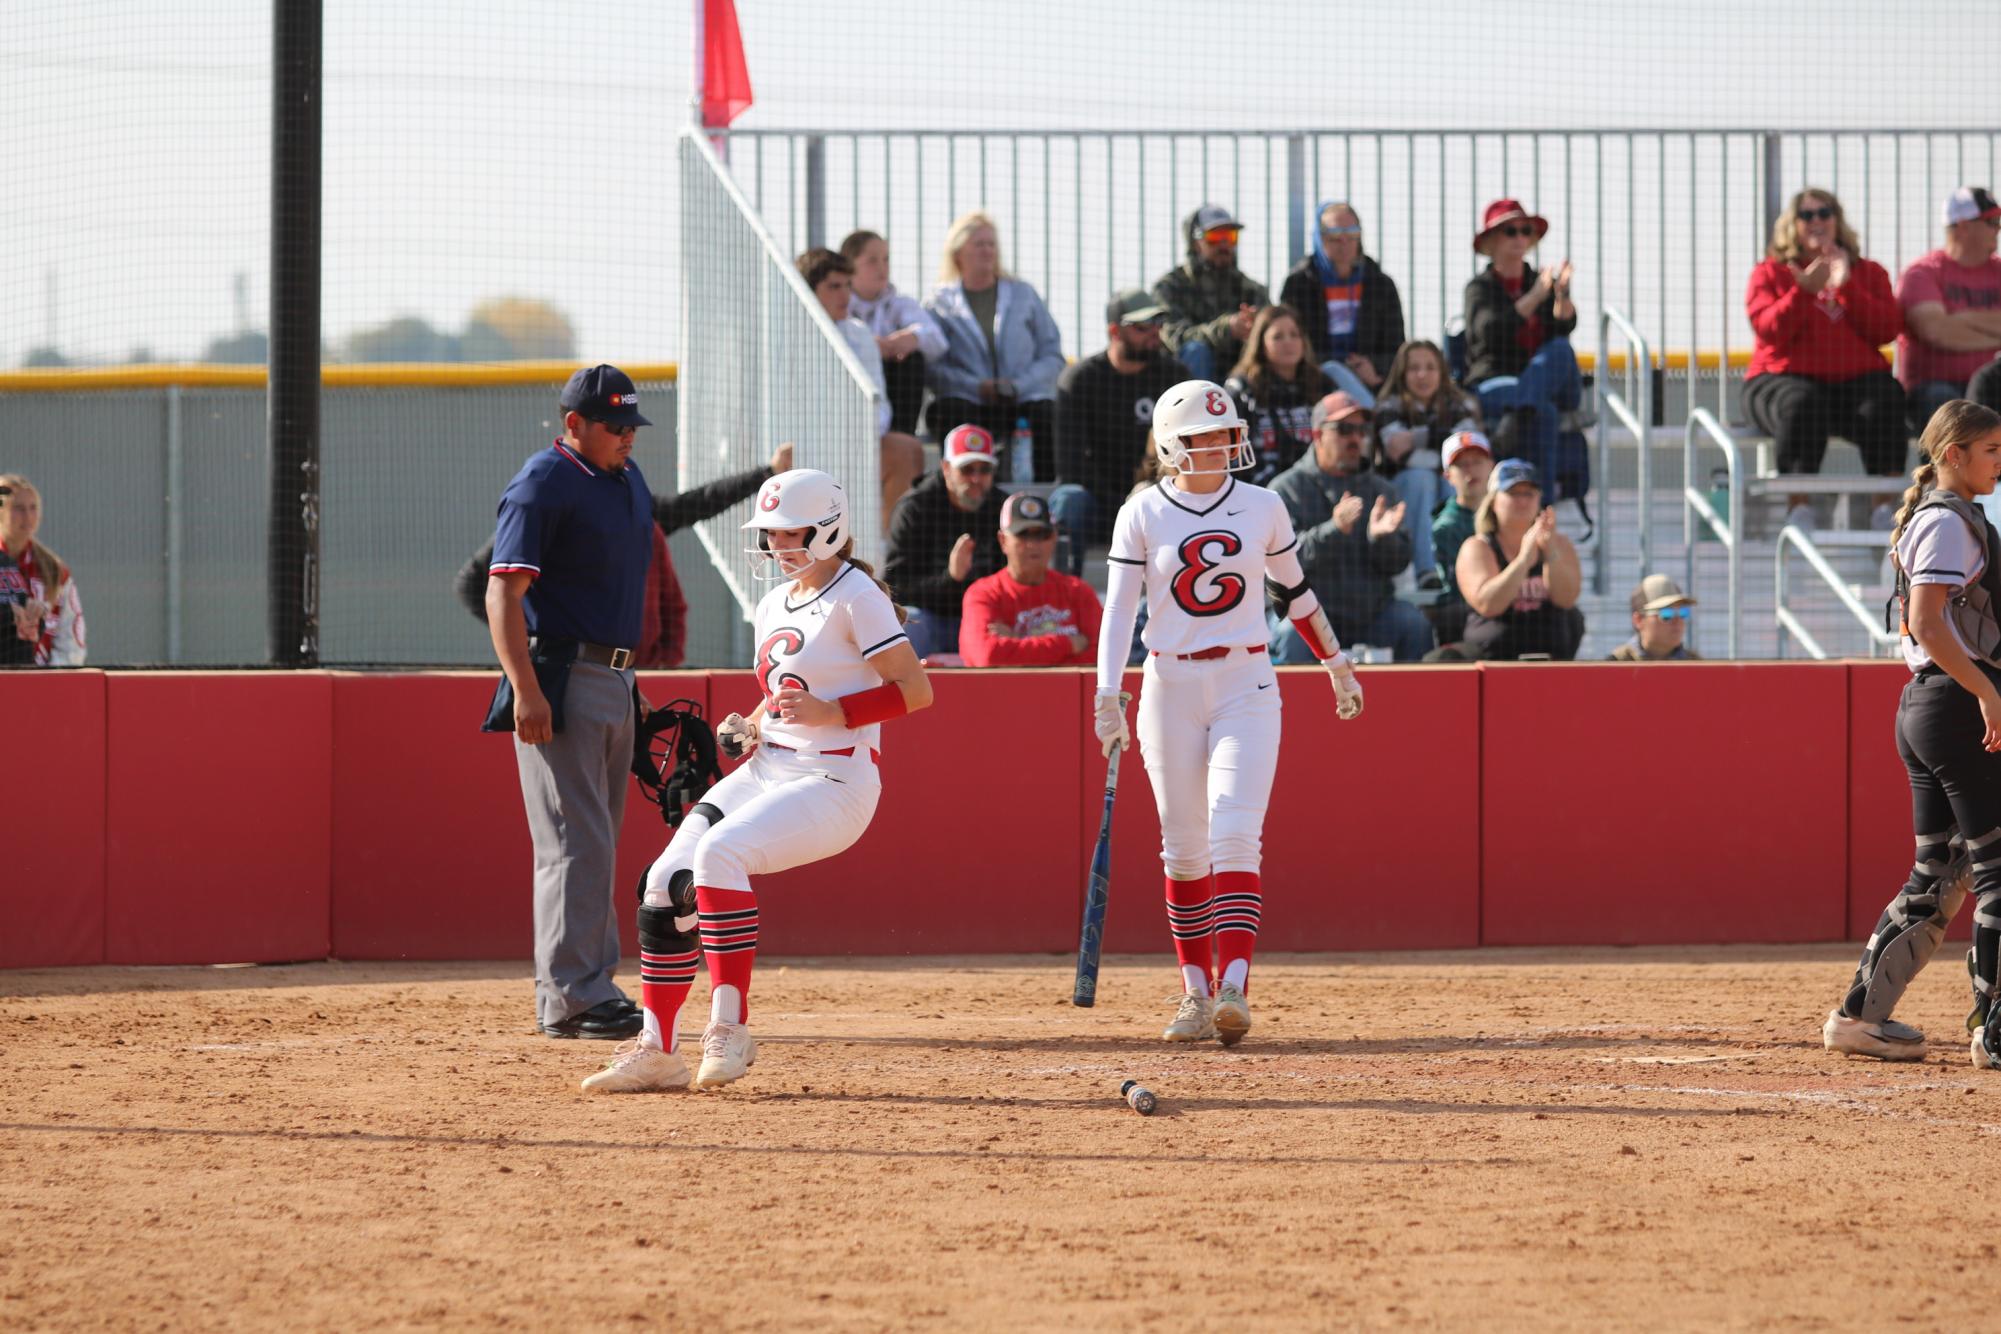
[583,468,932,1093]
[1092,380,1365,1046]
[1826,400,2001,1067]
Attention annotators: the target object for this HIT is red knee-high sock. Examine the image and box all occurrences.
[696,885,759,1025]
[1212,871,1263,994]
[639,955,698,1054]
[1164,874,1216,995]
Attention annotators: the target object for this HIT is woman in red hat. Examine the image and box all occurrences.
[1463,199,1583,498]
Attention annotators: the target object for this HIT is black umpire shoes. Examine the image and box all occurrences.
[540,997,644,1040]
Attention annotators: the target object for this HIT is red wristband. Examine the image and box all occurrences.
[839,681,909,728]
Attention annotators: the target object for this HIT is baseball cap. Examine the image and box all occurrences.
[1491,458,1541,492]
[1944,187,2001,227]
[1310,391,1370,429]
[1441,430,1493,469]
[1631,573,1696,615]
[559,364,651,427]
[942,423,998,469]
[1000,491,1055,536]
[1106,288,1168,326]
[1193,203,1243,233]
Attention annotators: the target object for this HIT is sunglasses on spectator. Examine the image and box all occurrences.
[1650,606,1692,621]
[1320,225,1362,238]
[1202,226,1242,245]
[1330,421,1369,437]
[1495,224,1537,239]
[1796,206,1836,222]
[957,461,997,476]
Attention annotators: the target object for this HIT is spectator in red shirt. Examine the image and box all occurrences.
[958,491,1101,667]
[1744,187,1908,527]
[1898,187,2001,431]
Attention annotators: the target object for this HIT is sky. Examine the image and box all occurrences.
[4,0,1998,367]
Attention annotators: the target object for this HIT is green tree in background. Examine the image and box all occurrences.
[459,297,576,361]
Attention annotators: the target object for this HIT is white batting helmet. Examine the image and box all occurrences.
[741,467,847,578]
[1152,379,1252,474]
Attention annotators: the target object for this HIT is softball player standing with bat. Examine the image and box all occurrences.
[1092,380,1366,1046]
[582,468,932,1093]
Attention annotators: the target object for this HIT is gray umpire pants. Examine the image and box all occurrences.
[513,660,636,1028]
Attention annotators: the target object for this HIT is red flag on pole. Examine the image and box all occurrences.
[701,0,753,129]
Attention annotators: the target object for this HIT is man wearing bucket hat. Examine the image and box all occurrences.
[1463,199,1586,495]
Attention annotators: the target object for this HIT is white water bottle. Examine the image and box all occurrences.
[1010,416,1035,484]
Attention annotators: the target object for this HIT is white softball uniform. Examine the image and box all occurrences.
[643,562,904,898]
[1096,478,1334,879]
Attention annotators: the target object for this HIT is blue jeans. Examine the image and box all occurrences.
[1317,359,1377,409]
[1387,467,1439,575]
[1474,336,1581,484]
[1268,599,1433,664]
[904,609,961,661]
[1176,341,1219,382]
[1048,483,1095,577]
[1907,378,1966,435]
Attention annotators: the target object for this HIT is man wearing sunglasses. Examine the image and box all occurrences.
[1899,187,2001,432]
[1610,573,1700,661]
[1277,200,1406,408]
[1152,203,1270,384]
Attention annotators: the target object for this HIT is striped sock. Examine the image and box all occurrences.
[1212,871,1264,994]
[697,886,759,1026]
[1164,874,1216,996]
[637,948,699,1054]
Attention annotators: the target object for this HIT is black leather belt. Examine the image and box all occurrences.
[532,638,634,670]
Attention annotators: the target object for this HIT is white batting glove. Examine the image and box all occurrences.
[1092,688,1131,758]
[1326,651,1364,721]
[716,711,761,760]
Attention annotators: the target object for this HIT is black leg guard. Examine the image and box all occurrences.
[638,896,699,956]
[1841,834,1967,1022]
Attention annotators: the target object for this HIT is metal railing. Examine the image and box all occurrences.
[1682,409,1745,659]
[1594,307,1654,596]
[678,130,885,628]
[717,127,2001,378]
[1774,526,1897,660]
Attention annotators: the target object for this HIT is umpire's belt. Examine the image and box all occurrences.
[531,637,635,670]
[1153,644,1270,661]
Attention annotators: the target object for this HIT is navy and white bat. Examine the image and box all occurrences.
[1072,735,1125,1007]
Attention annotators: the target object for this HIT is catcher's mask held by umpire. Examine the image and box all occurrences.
[630,697,723,828]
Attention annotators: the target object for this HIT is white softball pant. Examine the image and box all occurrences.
[1136,649,1283,881]
[642,744,881,899]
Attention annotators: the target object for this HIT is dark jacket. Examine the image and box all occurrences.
[1055,350,1186,511]
[1225,369,1326,488]
[1277,252,1405,378]
[881,470,1006,621]
[455,461,770,627]
[1463,262,1578,385]
[1152,210,1270,367]
[1269,453,1413,636]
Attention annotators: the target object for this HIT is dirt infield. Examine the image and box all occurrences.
[2,947,1993,1331]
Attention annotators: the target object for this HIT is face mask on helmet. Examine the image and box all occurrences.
[740,468,849,580]
[1156,425,1253,474]
[1151,380,1255,475]
[744,529,820,581]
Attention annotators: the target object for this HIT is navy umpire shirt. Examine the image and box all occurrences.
[489,440,654,648]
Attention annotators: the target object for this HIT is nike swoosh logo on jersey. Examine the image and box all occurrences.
[1226,509,1244,516]
[1257,682,1273,690]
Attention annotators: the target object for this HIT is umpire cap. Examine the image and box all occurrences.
[561,364,653,428]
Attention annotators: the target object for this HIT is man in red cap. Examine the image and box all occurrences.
[882,423,1006,658]
[1463,199,1585,497]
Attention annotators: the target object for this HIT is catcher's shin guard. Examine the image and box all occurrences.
[1842,835,1969,1023]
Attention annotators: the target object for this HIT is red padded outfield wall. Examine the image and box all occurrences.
[0,662,1930,968]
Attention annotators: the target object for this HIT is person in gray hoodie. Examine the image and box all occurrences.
[1153,203,1270,384]
[1268,392,1433,662]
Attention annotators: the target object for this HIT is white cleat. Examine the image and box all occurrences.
[1974,1026,2001,1071]
[1162,992,1216,1042]
[1212,982,1252,1047]
[695,1022,757,1089]
[1822,1009,1925,1062]
[581,1039,691,1093]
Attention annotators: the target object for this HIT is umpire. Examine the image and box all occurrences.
[484,364,657,1040]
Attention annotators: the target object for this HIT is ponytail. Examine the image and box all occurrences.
[838,538,908,624]
[1888,460,1936,552]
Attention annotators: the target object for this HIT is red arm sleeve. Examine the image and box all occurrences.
[654,530,687,669]
[1839,261,1905,348]
[1746,260,1810,345]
